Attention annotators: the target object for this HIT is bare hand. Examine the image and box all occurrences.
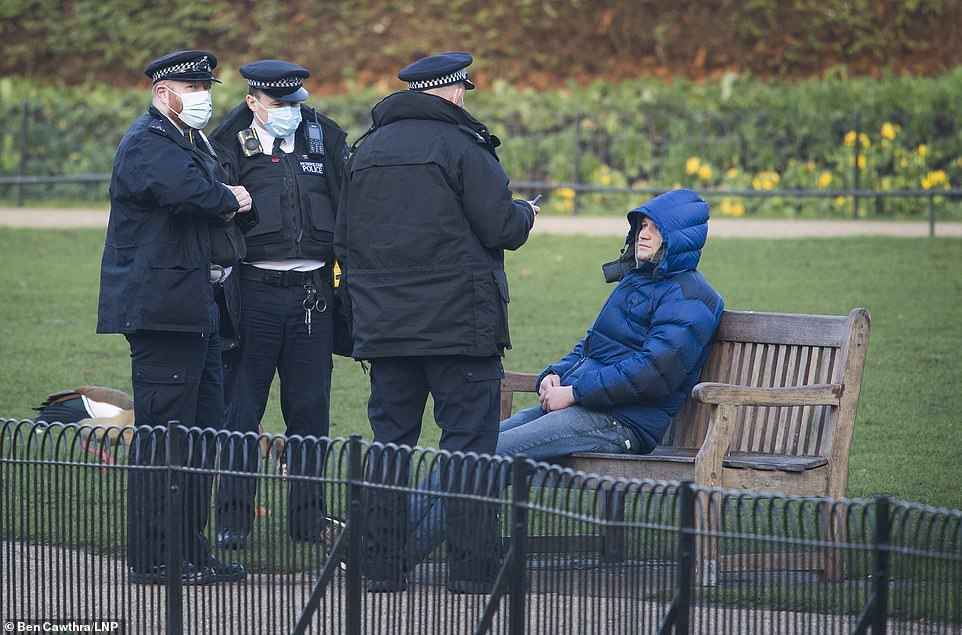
[538,373,561,396]
[226,184,253,214]
[527,194,542,216]
[540,385,575,412]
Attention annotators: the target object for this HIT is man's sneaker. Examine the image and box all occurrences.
[129,562,214,586]
[205,555,246,582]
[129,558,246,585]
[216,529,249,550]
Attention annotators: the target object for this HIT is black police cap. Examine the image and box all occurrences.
[144,50,220,84]
[240,60,310,103]
[398,51,475,91]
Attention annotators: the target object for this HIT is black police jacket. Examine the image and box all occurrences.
[210,103,349,264]
[333,90,535,359]
[97,106,240,334]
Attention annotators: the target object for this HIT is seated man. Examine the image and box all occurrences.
[406,188,725,567]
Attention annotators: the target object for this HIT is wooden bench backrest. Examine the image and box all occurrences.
[668,309,870,459]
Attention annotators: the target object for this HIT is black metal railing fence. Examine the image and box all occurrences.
[1,419,960,634]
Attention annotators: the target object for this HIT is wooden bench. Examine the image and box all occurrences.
[500,307,871,583]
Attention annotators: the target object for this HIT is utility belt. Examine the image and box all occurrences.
[238,263,328,288]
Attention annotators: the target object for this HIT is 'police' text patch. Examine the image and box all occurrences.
[300,161,325,175]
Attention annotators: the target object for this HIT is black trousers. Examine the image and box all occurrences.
[125,303,224,571]
[216,276,333,539]
[365,355,502,584]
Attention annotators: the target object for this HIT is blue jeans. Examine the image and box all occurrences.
[405,404,640,567]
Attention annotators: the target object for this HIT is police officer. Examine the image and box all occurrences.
[97,50,251,585]
[209,60,349,550]
[334,51,538,593]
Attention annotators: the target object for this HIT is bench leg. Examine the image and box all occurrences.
[694,490,719,586]
[821,500,847,581]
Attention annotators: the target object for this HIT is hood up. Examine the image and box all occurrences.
[603,189,709,283]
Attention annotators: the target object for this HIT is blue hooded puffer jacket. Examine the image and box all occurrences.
[538,189,724,453]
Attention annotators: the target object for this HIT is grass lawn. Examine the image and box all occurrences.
[1,227,960,509]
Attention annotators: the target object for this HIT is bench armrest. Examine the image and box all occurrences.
[689,382,842,488]
[691,382,843,407]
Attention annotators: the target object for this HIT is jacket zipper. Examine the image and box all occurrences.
[282,152,302,256]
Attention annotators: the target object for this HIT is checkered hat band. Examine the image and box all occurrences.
[152,57,211,81]
[248,77,303,89]
[407,68,467,90]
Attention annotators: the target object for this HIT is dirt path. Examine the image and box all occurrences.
[2,207,961,238]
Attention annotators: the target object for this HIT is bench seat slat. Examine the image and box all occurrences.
[562,448,828,473]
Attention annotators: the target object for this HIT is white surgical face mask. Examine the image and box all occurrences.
[255,98,302,139]
[168,88,213,129]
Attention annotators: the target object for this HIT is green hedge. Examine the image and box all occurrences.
[3,70,962,219]
[3,1,960,86]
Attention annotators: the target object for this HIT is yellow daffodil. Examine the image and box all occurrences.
[843,131,856,147]
[697,164,712,180]
[719,198,746,217]
[880,122,899,140]
[686,157,701,175]
[921,170,948,190]
[751,171,780,191]
[817,171,833,189]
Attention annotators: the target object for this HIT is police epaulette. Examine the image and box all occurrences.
[457,124,486,144]
[147,120,169,136]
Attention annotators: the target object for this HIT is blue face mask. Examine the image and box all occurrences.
[255,98,302,139]
[167,88,213,129]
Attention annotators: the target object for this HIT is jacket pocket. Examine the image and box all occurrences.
[492,270,511,351]
[244,190,283,238]
[458,357,504,382]
[131,363,187,428]
[304,191,335,234]
[142,266,207,326]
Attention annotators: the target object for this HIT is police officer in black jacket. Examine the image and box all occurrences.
[97,50,252,585]
[334,51,538,593]
[209,60,350,550]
